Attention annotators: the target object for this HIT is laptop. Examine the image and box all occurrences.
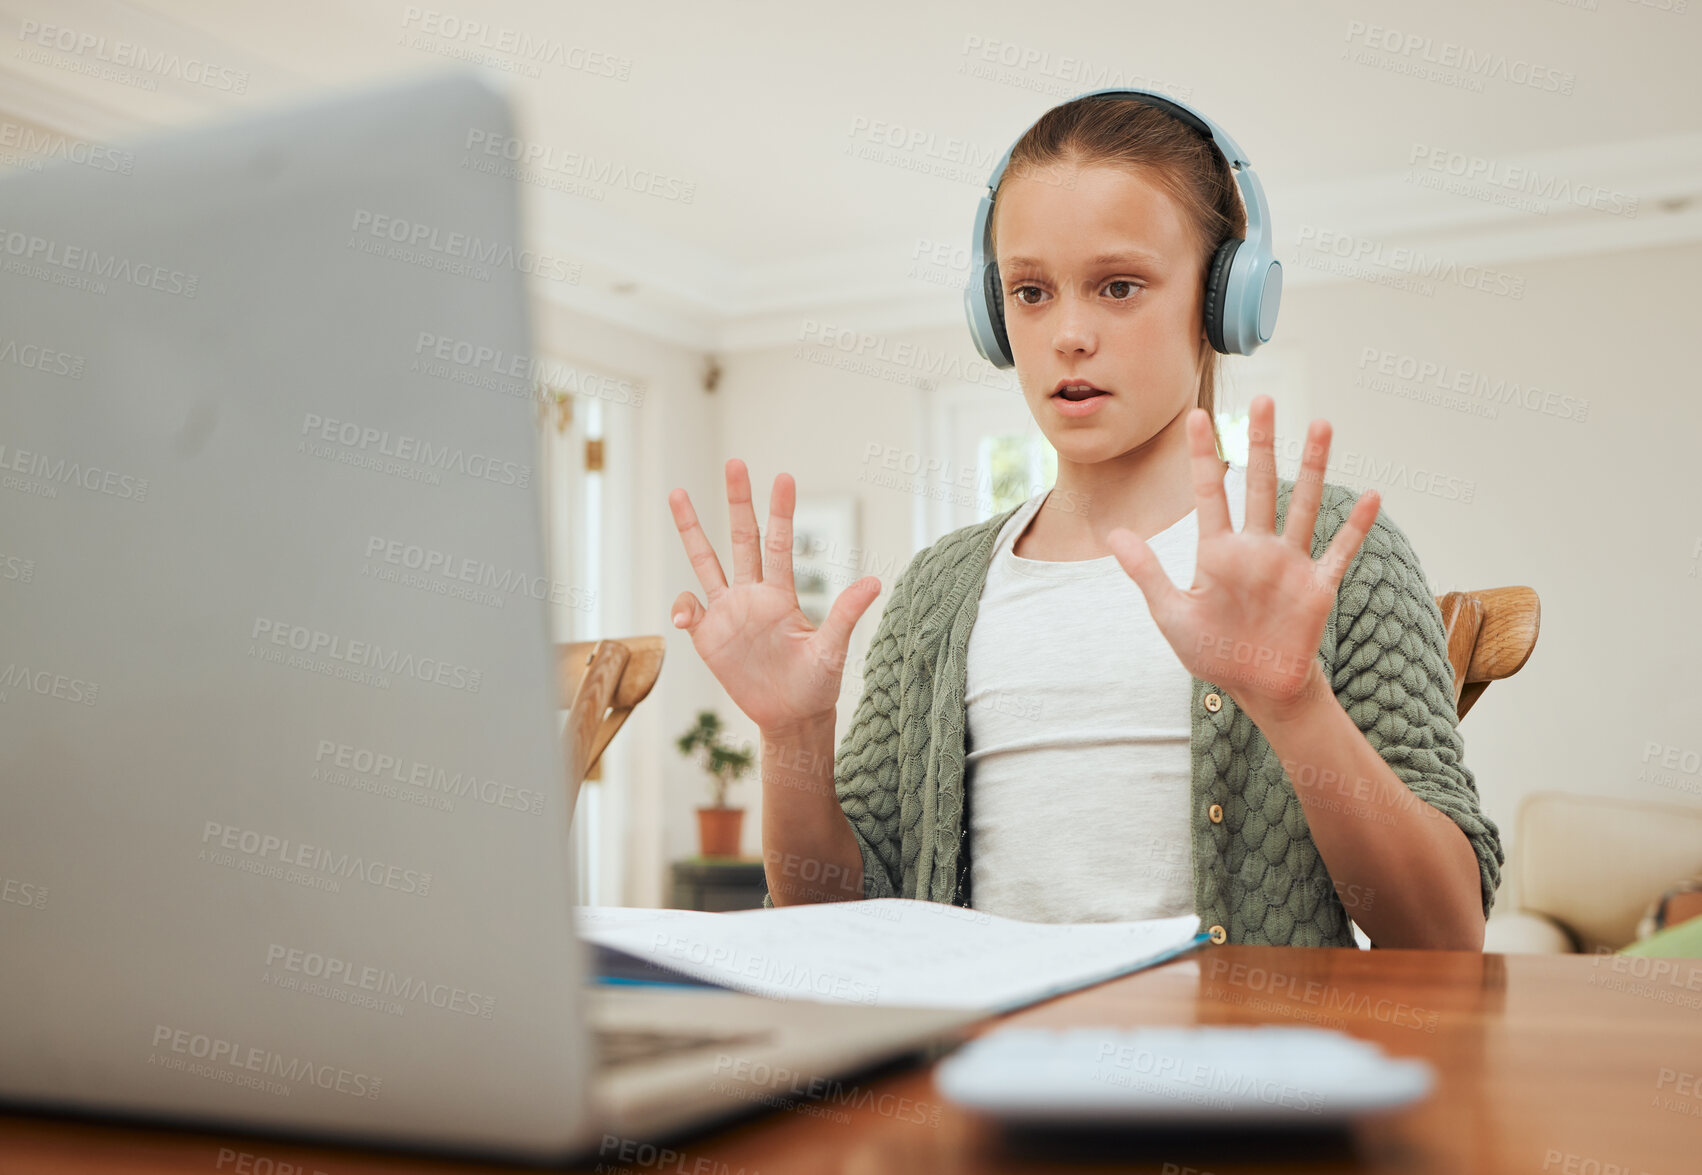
[0,71,979,1162]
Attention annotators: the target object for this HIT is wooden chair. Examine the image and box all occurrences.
[556,636,664,819]
[1433,587,1540,720]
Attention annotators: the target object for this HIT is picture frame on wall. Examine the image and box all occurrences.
[791,495,859,626]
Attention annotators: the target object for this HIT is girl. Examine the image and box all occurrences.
[667,94,1501,949]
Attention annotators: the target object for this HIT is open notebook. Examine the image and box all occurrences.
[576,900,1206,1014]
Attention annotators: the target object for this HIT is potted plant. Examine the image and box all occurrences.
[676,710,754,858]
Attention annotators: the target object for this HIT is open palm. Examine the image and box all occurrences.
[1106,396,1381,723]
[668,459,882,734]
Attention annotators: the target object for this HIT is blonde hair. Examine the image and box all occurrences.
[990,96,1245,457]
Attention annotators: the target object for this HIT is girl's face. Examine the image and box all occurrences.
[993,163,1208,463]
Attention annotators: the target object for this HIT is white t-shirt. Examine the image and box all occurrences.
[965,464,1248,923]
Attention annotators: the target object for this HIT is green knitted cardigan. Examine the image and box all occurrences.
[766,477,1504,947]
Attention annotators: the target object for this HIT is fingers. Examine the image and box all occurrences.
[1316,490,1380,595]
[670,590,704,633]
[1284,420,1331,553]
[1107,527,1183,628]
[1246,396,1277,535]
[725,458,764,585]
[764,472,797,598]
[668,487,728,602]
[812,576,881,659]
[1187,409,1232,537]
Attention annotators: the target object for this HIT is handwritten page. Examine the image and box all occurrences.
[574,900,1203,1012]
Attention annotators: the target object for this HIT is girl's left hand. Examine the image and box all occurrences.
[1106,395,1381,726]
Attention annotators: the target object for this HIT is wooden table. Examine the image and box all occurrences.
[5,945,1700,1174]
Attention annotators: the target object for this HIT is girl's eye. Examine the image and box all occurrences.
[1008,281,1140,304]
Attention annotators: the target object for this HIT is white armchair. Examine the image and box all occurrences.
[1484,792,1702,954]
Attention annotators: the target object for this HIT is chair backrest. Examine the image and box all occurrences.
[556,636,664,821]
[1432,587,1540,720]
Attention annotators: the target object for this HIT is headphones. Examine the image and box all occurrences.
[964,87,1283,366]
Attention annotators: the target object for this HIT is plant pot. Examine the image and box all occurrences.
[696,806,744,858]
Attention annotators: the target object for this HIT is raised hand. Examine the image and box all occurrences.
[1105,396,1381,726]
[668,459,883,734]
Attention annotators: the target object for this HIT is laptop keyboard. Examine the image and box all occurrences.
[595,1027,773,1071]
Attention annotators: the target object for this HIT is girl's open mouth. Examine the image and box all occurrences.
[1052,381,1110,415]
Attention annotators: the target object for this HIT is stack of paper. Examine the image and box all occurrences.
[575,899,1204,1013]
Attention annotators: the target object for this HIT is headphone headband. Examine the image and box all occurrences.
[964,87,1282,365]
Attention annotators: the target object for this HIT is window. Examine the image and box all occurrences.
[1217,407,1251,466]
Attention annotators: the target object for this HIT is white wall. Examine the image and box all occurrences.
[1274,239,1702,907]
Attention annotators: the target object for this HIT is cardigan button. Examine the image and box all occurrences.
[1208,924,1227,945]
[1208,803,1224,824]
[1203,692,1223,713]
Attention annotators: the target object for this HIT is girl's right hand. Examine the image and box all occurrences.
[667,459,882,734]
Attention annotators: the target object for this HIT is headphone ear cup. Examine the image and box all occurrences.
[985,260,1011,363]
[1202,238,1241,355]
